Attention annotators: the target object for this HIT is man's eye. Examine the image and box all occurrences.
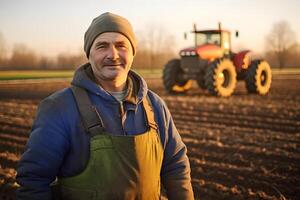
[116,44,127,49]
[96,45,106,49]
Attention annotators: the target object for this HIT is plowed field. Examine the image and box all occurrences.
[0,74,299,200]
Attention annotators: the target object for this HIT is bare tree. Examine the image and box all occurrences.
[147,26,163,69]
[134,25,176,70]
[38,56,55,70]
[285,42,300,67]
[265,21,296,68]
[55,52,86,69]
[9,43,38,69]
[0,32,7,67]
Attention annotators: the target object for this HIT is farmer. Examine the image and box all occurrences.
[16,12,194,200]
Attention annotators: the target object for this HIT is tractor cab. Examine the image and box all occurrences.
[194,30,231,55]
[180,28,233,61]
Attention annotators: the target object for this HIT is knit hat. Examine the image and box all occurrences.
[84,12,137,58]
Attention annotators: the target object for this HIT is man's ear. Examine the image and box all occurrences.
[133,45,137,57]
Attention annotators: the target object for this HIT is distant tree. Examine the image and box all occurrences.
[285,43,300,67]
[55,52,86,69]
[0,32,7,67]
[38,56,55,70]
[9,43,38,69]
[147,26,164,69]
[265,21,297,68]
[134,25,176,69]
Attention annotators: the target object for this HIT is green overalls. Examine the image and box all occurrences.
[54,86,164,200]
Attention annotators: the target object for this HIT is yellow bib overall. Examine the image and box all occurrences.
[54,86,164,200]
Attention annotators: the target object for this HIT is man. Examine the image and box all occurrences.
[16,12,194,200]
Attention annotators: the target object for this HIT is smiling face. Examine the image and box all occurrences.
[89,32,134,91]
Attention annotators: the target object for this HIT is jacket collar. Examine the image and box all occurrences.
[71,63,147,105]
[124,75,138,104]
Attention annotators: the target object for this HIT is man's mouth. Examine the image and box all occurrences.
[104,64,123,68]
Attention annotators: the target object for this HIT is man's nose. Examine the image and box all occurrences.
[107,45,119,59]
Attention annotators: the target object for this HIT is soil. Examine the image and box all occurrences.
[0,74,299,200]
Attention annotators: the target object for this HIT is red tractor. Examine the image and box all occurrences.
[163,23,272,97]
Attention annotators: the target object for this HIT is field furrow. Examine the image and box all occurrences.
[0,75,299,200]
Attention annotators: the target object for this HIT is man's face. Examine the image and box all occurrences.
[89,32,134,84]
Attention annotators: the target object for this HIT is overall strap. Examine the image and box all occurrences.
[142,95,158,130]
[71,86,105,136]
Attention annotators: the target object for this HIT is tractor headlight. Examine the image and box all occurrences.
[224,42,229,49]
[180,51,197,57]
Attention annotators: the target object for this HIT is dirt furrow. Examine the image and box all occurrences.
[170,109,298,133]
[0,123,31,137]
[0,117,33,129]
[0,133,28,145]
[189,158,299,199]
[0,141,25,154]
[170,108,298,130]
[179,127,300,155]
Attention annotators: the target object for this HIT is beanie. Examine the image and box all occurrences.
[84,12,137,58]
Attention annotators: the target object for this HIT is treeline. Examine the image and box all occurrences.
[0,21,299,70]
[0,43,87,70]
[0,27,176,70]
[264,21,300,68]
[265,44,300,68]
[0,43,176,71]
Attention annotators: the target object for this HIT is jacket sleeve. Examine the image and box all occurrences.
[149,92,194,200]
[16,98,70,200]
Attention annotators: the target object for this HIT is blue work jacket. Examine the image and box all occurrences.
[16,63,193,200]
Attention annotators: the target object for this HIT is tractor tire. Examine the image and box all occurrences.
[163,59,192,93]
[245,60,272,95]
[205,58,237,97]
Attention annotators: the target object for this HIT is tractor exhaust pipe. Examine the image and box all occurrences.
[218,22,222,48]
[193,23,197,47]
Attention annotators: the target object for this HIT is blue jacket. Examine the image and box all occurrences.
[16,64,193,199]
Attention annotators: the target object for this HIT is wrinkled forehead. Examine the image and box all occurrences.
[92,32,131,45]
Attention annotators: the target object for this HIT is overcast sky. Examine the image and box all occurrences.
[0,0,299,57]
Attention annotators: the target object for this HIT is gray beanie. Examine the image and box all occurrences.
[84,12,137,58]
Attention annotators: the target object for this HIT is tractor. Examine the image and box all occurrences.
[162,23,272,97]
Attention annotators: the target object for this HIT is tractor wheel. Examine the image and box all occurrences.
[245,60,272,95]
[163,59,192,93]
[205,58,237,97]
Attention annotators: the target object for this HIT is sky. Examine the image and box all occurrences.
[0,0,299,57]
